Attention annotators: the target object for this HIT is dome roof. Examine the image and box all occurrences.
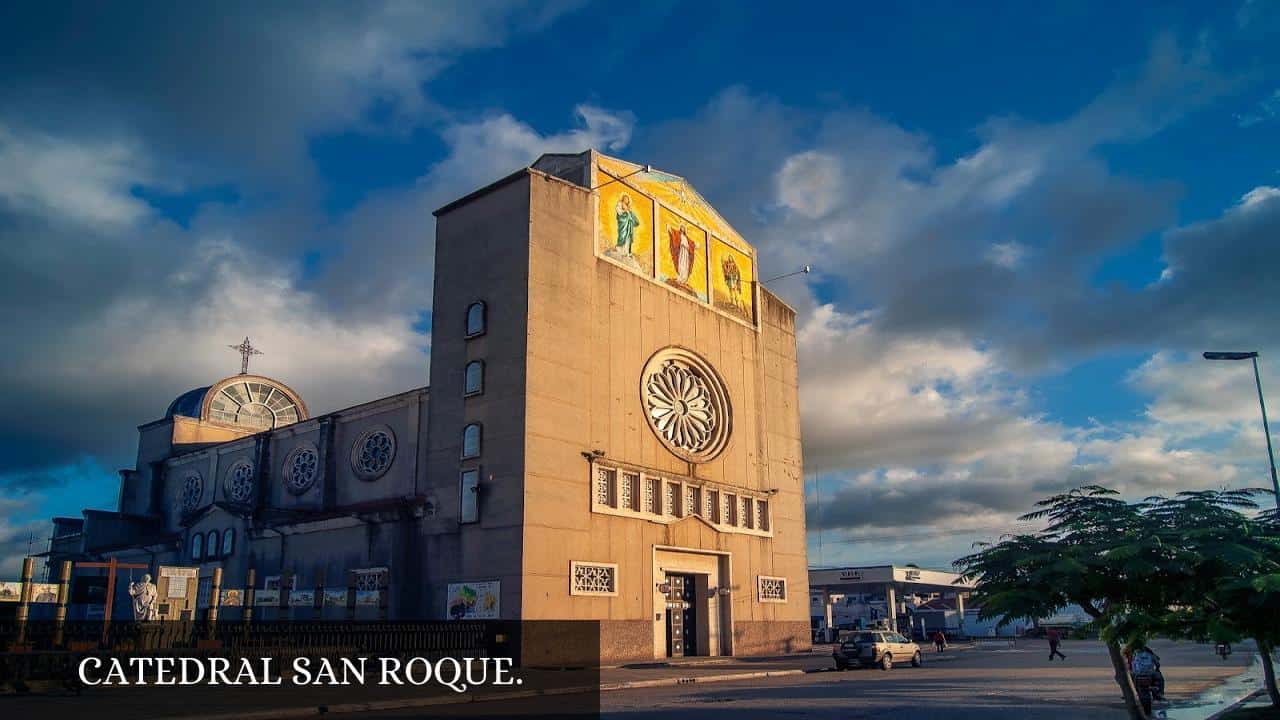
[163,374,308,430]
[166,386,211,419]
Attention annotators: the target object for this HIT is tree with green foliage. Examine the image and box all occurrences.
[955,486,1279,720]
[1154,501,1280,707]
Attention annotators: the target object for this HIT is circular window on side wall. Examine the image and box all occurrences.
[223,460,256,504]
[282,444,320,495]
[351,426,396,481]
[180,471,204,512]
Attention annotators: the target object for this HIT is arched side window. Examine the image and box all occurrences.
[462,423,482,460]
[191,532,204,562]
[465,301,486,338]
[206,530,220,559]
[222,528,235,556]
[464,360,484,396]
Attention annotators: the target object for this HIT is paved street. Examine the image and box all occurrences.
[0,639,1257,719]
[599,640,1254,720]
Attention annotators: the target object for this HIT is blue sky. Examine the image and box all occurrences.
[1,1,1278,573]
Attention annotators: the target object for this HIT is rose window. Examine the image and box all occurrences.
[224,461,255,504]
[351,427,396,480]
[641,347,732,463]
[284,446,319,494]
[181,472,203,512]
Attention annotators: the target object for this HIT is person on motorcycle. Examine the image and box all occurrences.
[1128,643,1165,701]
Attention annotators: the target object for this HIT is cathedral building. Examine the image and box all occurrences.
[45,150,810,662]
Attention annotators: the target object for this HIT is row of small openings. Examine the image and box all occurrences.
[461,301,486,523]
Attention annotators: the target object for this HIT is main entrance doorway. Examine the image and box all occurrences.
[664,573,697,657]
[653,546,732,659]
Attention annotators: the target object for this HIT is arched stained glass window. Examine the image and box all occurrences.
[222,528,235,556]
[207,378,305,429]
[191,532,203,562]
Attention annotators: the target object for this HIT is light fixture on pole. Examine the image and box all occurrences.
[763,265,812,284]
[1203,350,1279,510]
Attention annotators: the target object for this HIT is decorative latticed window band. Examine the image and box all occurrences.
[570,561,618,596]
[621,472,637,511]
[595,467,616,508]
[586,462,772,535]
[758,575,787,602]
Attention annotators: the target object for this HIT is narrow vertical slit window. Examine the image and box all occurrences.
[465,301,486,338]
[621,472,638,511]
[463,360,484,396]
[686,486,700,517]
[461,423,482,459]
[460,468,480,523]
[595,467,616,508]
[645,477,660,514]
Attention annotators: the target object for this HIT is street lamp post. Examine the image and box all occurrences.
[1203,351,1280,510]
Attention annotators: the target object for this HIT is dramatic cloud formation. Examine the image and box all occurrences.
[1,4,1277,576]
[626,34,1279,568]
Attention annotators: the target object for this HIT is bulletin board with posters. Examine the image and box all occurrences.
[446,581,499,620]
[156,566,198,620]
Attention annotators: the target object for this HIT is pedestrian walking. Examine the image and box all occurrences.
[1047,628,1066,661]
[933,630,947,653]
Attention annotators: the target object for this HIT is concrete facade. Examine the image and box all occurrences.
[44,150,810,663]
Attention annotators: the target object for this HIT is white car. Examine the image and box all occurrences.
[832,630,923,670]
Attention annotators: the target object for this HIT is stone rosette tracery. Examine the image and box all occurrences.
[640,347,732,463]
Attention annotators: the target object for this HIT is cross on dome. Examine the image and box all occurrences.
[228,337,263,375]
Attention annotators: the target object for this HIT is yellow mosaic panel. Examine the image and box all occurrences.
[710,236,754,323]
[597,175,654,276]
[657,205,708,302]
[597,154,751,255]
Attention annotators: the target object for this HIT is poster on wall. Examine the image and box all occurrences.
[356,590,381,606]
[254,589,280,606]
[289,589,315,607]
[29,583,60,603]
[219,588,243,607]
[159,566,197,599]
[323,588,348,607]
[0,581,20,602]
[447,581,499,620]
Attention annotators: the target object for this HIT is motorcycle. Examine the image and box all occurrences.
[1134,673,1157,716]
[1130,649,1165,716]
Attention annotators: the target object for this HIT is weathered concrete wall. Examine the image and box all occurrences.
[425,174,532,620]
[519,170,809,661]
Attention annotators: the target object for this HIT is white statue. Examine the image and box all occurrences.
[128,573,158,620]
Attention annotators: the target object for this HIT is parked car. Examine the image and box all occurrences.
[833,631,923,670]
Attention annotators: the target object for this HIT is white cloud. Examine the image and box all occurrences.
[775,151,844,219]
[1240,185,1280,207]
[986,241,1027,269]
[0,125,155,226]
